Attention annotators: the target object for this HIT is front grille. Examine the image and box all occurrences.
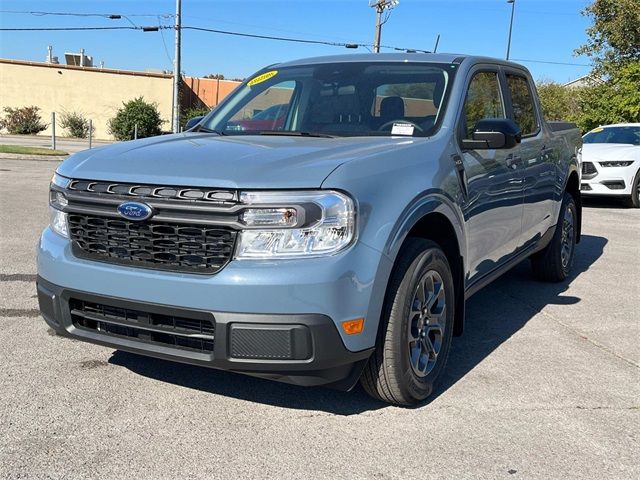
[68,179,238,205]
[582,161,597,178]
[68,214,237,274]
[69,298,215,353]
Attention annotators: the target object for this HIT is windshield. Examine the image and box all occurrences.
[200,62,456,137]
[583,126,640,145]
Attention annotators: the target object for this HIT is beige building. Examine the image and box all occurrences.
[0,58,173,140]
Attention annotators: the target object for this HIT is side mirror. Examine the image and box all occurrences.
[185,115,205,131]
[461,118,521,150]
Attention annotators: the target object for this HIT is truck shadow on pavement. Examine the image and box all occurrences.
[110,234,607,415]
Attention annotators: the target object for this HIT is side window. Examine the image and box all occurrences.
[506,74,538,136]
[462,72,505,139]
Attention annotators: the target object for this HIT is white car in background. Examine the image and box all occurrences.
[581,123,640,208]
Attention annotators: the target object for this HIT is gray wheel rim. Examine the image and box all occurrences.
[560,204,575,269]
[408,270,446,378]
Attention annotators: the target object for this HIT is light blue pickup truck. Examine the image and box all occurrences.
[38,54,582,405]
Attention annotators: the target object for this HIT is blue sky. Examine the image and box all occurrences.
[0,0,592,83]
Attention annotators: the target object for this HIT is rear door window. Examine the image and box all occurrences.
[506,74,539,136]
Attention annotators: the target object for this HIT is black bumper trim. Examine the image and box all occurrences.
[36,276,372,389]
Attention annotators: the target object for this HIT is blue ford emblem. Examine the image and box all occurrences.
[117,202,153,221]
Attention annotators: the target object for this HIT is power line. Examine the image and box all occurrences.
[182,26,428,52]
[0,10,173,18]
[181,26,369,49]
[512,58,591,67]
[0,26,158,31]
[0,24,428,53]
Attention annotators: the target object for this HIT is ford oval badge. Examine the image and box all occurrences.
[117,201,153,221]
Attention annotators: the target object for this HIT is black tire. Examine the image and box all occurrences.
[360,238,455,406]
[531,192,577,282]
[624,170,640,208]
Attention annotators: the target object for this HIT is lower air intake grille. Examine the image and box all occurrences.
[68,214,237,274]
[69,299,215,353]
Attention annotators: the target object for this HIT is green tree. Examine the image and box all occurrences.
[575,0,640,70]
[107,97,164,141]
[578,61,640,131]
[536,80,582,122]
[570,0,640,130]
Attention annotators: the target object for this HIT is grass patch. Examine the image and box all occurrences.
[0,144,68,156]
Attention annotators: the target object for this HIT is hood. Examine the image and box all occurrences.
[582,143,639,162]
[57,133,421,189]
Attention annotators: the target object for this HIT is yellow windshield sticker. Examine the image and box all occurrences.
[247,70,278,87]
[591,127,604,133]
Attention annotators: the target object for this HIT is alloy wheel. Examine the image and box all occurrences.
[560,204,575,269]
[408,270,447,377]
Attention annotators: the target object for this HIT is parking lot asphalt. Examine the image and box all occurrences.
[0,157,638,479]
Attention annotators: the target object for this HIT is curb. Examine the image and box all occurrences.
[0,153,68,162]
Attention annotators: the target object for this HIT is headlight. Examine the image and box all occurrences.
[49,206,69,238]
[49,172,70,238]
[235,190,355,259]
[51,172,71,188]
[599,161,633,167]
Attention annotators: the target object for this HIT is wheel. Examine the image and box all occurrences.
[530,192,577,282]
[360,238,455,406]
[624,170,640,208]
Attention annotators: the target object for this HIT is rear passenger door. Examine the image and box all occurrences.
[504,71,555,246]
[455,68,524,283]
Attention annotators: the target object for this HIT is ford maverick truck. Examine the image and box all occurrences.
[38,54,582,405]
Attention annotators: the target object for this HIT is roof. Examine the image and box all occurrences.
[274,53,529,70]
[592,123,640,128]
[0,58,172,79]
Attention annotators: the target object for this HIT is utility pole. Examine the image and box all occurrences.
[172,0,182,133]
[506,0,516,60]
[370,1,399,53]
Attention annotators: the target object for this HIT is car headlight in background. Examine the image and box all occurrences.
[599,161,633,167]
[49,172,70,238]
[236,190,355,259]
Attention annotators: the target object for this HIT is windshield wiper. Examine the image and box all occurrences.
[194,125,226,135]
[258,131,336,139]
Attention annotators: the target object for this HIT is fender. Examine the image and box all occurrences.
[383,190,466,265]
[373,190,467,337]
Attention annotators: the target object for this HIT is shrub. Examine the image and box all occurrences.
[0,106,48,134]
[107,97,164,141]
[60,111,94,138]
[180,106,211,129]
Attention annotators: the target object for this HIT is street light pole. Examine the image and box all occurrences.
[172,0,182,133]
[506,0,516,60]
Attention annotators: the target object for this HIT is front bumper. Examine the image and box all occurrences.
[37,227,391,388]
[37,276,373,389]
[580,162,637,196]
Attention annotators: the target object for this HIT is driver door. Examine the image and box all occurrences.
[456,69,524,283]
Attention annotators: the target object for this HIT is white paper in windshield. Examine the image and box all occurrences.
[391,123,415,136]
